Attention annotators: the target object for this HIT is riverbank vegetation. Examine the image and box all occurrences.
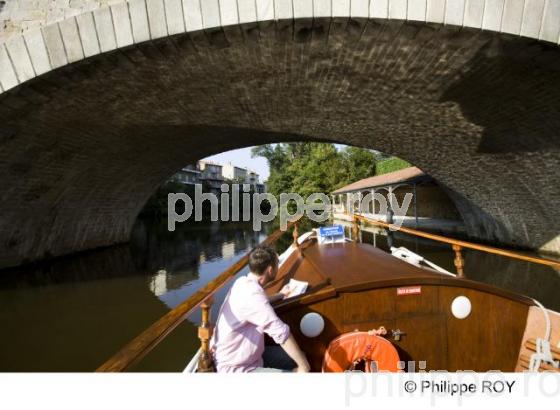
[375,156,411,175]
[251,143,409,198]
[140,143,411,218]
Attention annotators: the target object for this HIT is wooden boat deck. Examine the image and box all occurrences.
[96,222,560,373]
[266,239,535,307]
[303,242,443,290]
[264,238,549,372]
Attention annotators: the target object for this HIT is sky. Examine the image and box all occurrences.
[204,147,270,181]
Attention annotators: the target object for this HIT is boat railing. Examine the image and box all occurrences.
[96,214,559,372]
[352,213,560,277]
[96,222,298,372]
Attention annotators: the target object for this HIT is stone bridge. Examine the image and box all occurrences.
[1,0,560,268]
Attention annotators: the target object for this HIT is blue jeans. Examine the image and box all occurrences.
[251,345,297,372]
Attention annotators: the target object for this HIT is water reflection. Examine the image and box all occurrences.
[0,219,558,372]
[0,220,276,372]
[358,227,560,312]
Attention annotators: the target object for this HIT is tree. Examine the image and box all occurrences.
[375,157,411,175]
[341,146,377,184]
[251,143,377,198]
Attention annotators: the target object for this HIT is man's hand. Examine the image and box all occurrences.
[293,364,310,373]
[281,333,311,373]
[279,283,293,298]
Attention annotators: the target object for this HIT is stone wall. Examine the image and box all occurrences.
[1,2,560,267]
[394,185,462,220]
[354,184,463,220]
[0,0,119,43]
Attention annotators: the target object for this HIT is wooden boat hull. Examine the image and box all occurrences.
[266,239,559,372]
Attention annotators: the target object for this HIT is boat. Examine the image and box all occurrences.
[97,215,560,373]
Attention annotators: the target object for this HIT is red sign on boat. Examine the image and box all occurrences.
[397,286,422,296]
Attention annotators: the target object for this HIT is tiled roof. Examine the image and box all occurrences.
[332,167,426,194]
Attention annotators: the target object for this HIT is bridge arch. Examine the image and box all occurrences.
[0,0,560,268]
[2,0,560,91]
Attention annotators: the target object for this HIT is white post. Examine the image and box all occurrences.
[357,191,362,214]
[387,186,394,224]
[413,183,418,228]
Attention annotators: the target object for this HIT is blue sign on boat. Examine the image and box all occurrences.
[319,225,344,237]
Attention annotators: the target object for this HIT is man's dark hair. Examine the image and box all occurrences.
[249,245,278,275]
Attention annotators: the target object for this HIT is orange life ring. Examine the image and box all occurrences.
[322,331,400,372]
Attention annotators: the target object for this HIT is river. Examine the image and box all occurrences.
[0,218,558,371]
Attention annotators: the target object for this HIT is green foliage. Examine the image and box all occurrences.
[251,143,377,197]
[343,146,377,183]
[140,176,266,220]
[140,177,189,218]
[375,157,411,175]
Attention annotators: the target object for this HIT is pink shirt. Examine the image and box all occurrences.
[210,272,290,372]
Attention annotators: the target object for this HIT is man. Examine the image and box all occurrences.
[210,245,310,372]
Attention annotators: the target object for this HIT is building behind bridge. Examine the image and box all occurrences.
[173,161,265,194]
[331,167,464,234]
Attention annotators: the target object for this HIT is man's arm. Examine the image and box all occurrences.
[267,284,293,303]
[267,293,284,303]
[280,333,311,372]
[242,287,309,371]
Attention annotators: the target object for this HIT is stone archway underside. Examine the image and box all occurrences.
[1,18,560,268]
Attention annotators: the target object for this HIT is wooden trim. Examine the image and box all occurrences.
[96,223,293,372]
[515,307,560,372]
[263,239,316,292]
[197,298,215,372]
[518,354,560,372]
[525,339,560,359]
[334,276,535,306]
[354,215,560,269]
[274,284,338,312]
